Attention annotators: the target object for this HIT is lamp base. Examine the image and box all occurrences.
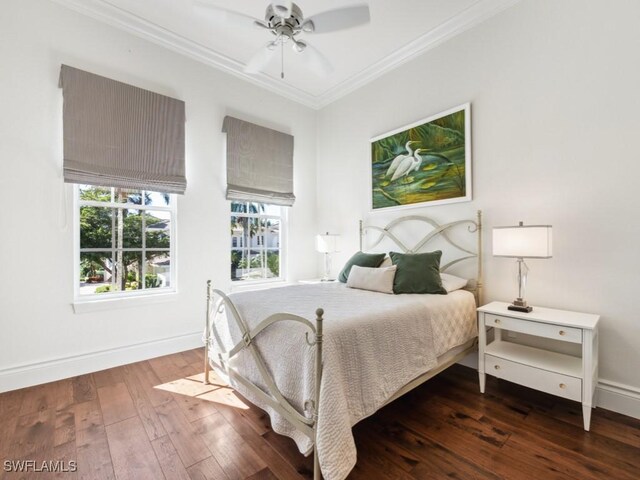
[508,298,532,312]
[508,304,533,313]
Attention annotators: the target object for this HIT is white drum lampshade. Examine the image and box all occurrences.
[493,225,553,258]
[316,233,339,254]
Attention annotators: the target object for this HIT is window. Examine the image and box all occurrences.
[75,185,176,298]
[231,202,283,282]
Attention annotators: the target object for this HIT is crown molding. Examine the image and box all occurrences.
[51,0,521,110]
[50,0,318,107]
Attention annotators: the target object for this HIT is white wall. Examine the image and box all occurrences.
[0,0,318,390]
[317,0,640,403]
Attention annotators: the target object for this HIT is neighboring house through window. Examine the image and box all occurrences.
[231,202,283,282]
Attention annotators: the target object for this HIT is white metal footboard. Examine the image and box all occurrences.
[203,280,324,480]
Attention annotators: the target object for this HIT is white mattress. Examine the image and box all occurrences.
[206,282,477,480]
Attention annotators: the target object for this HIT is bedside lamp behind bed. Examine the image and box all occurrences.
[316,232,340,282]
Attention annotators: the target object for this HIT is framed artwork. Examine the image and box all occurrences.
[370,103,471,212]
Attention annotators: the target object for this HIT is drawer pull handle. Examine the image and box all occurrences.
[559,383,566,389]
[494,319,501,324]
[494,365,500,370]
[559,330,566,336]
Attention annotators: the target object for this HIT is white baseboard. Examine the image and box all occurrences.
[458,351,478,369]
[595,379,640,420]
[0,332,203,393]
[457,355,640,420]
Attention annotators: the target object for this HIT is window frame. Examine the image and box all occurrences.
[73,184,178,303]
[230,202,286,286]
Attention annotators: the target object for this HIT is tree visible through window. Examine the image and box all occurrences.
[77,185,175,297]
[231,202,282,282]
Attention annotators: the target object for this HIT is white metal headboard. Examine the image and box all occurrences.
[359,210,483,304]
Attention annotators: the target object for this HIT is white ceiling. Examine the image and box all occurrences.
[52,0,520,108]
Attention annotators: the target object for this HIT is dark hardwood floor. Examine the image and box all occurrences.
[0,348,639,479]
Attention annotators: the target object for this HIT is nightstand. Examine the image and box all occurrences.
[477,302,599,430]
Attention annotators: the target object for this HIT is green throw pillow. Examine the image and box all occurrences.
[338,251,386,283]
[389,251,447,295]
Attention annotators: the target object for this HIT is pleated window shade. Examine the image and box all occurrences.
[222,116,295,206]
[59,65,186,194]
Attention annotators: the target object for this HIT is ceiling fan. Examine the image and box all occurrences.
[194,1,371,78]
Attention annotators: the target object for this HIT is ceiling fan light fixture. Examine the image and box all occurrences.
[197,1,370,78]
[292,40,306,52]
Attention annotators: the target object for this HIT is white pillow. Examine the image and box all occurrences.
[379,256,392,268]
[440,273,468,293]
[347,265,397,294]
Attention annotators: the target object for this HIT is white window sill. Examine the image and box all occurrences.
[229,279,290,293]
[73,291,178,314]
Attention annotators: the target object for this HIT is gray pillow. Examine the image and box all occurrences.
[338,251,386,283]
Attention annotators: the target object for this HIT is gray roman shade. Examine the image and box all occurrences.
[222,116,295,206]
[59,65,186,194]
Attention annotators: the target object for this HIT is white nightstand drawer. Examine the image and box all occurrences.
[485,313,582,344]
[485,354,582,402]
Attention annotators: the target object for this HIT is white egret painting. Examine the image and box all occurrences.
[370,104,471,211]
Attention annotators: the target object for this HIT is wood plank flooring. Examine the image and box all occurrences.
[0,348,639,479]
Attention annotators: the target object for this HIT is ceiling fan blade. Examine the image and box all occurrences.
[244,43,277,74]
[298,42,333,77]
[304,5,370,34]
[271,1,293,18]
[193,1,267,29]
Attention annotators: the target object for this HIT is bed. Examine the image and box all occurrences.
[203,211,483,480]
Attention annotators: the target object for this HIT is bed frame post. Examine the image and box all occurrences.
[313,307,324,480]
[476,210,483,306]
[204,280,212,385]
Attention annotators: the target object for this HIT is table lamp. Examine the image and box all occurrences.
[493,222,553,312]
[316,233,340,281]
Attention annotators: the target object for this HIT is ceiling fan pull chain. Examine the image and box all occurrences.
[281,40,285,79]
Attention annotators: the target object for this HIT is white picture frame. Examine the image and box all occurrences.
[369,103,472,212]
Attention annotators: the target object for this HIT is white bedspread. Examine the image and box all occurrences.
[207,283,476,480]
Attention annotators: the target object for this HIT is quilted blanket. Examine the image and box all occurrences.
[206,283,476,480]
